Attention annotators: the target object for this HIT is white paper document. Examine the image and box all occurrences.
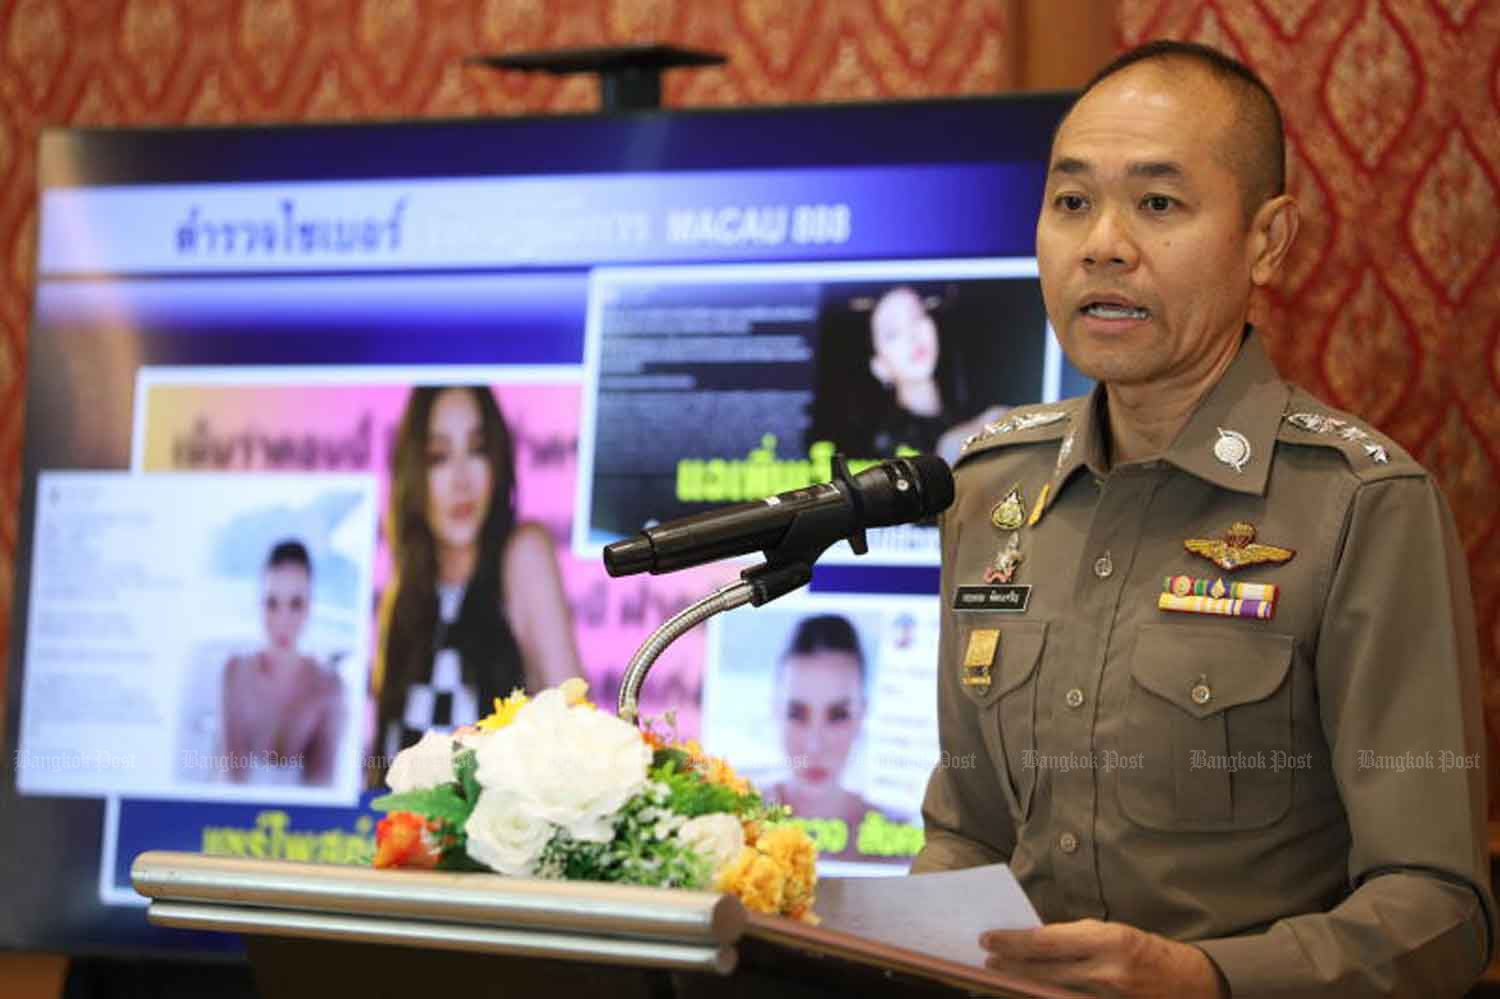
[816,863,1042,969]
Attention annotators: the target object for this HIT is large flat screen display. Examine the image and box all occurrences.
[2,93,1079,953]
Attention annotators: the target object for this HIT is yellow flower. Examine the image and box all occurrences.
[758,824,817,909]
[717,847,786,915]
[476,689,529,732]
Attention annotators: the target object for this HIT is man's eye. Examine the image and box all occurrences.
[1142,194,1174,213]
[1056,194,1088,212]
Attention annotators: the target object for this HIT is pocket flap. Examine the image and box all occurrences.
[1129,624,1294,719]
[960,619,1048,704]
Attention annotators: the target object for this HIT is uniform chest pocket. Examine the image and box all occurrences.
[1117,624,1295,832]
[959,618,1048,820]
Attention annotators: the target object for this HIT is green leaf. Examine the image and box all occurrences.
[437,847,489,872]
[454,749,482,805]
[651,748,691,772]
[370,785,474,826]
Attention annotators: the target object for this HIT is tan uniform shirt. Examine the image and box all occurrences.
[914,332,1495,996]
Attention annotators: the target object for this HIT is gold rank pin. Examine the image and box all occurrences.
[1184,521,1295,572]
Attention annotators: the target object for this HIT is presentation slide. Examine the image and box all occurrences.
[133,366,736,740]
[576,259,1056,566]
[700,592,941,875]
[17,471,375,803]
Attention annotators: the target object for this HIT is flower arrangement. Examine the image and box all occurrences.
[372,678,818,922]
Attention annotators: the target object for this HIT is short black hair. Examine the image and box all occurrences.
[780,614,866,682]
[267,539,312,577]
[1072,40,1286,216]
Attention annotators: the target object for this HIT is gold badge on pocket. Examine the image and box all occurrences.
[990,486,1026,531]
[962,628,1000,690]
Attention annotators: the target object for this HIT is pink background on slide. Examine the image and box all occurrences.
[142,379,734,736]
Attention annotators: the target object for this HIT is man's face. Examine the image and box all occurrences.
[1036,63,1259,388]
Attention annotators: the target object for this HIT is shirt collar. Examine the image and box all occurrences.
[1043,329,1288,514]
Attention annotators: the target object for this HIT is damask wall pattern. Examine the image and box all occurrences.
[1,0,1498,809]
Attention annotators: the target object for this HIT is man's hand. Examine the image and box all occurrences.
[979,919,1227,999]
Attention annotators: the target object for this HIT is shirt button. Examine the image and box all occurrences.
[1093,553,1114,579]
[1065,687,1085,709]
[1058,832,1079,854]
[1191,683,1213,705]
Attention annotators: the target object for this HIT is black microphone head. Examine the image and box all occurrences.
[853,453,955,527]
[901,453,956,516]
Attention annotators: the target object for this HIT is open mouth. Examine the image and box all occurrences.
[1081,301,1151,320]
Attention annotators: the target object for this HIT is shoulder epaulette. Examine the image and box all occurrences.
[955,401,1075,468]
[1277,391,1423,482]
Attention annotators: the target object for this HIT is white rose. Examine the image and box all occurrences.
[473,689,651,843]
[385,730,457,793]
[464,789,554,876]
[676,813,745,878]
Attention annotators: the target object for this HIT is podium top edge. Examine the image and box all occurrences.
[131,851,745,946]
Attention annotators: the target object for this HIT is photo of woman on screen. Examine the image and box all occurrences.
[375,386,582,765]
[866,286,950,456]
[220,539,344,786]
[766,613,892,862]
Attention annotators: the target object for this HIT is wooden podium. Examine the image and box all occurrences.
[132,851,1058,998]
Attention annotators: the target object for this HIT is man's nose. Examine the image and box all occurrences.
[1081,206,1139,270]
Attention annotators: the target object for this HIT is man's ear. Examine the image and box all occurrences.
[870,355,891,386]
[1249,194,1299,287]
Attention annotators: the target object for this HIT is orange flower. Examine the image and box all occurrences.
[758,824,817,910]
[784,902,820,925]
[373,812,443,869]
[641,728,668,751]
[703,755,751,795]
[717,846,786,915]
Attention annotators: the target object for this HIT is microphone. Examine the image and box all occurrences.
[603,454,955,577]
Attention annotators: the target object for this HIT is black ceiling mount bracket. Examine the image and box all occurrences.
[468,44,727,112]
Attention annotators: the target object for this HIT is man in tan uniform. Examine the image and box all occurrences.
[914,41,1495,997]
